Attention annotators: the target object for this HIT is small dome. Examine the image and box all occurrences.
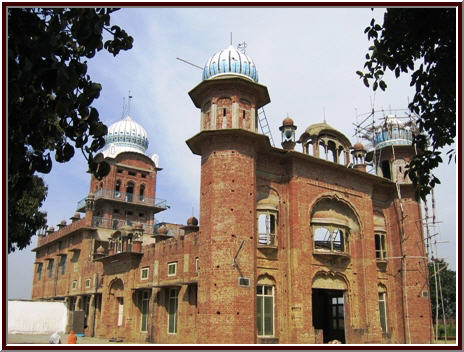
[282,117,294,126]
[301,121,351,147]
[96,245,105,254]
[353,142,365,151]
[102,116,149,157]
[158,225,168,235]
[202,45,259,82]
[71,213,80,219]
[187,216,199,226]
[48,226,55,232]
[60,220,67,225]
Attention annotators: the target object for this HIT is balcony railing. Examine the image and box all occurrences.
[91,216,155,235]
[76,189,169,211]
[257,233,277,247]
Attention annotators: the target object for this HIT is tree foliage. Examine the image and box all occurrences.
[357,8,456,200]
[428,259,456,322]
[8,8,133,252]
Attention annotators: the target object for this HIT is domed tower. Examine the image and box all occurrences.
[189,45,270,133]
[298,121,352,165]
[77,114,166,237]
[187,45,271,344]
[369,115,416,183]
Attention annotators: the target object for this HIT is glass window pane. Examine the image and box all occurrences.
[264,286,273,295]
[338,318,344,328]
[332,306,337,316]
[257,286,263,295]
[264,296,273,335]
[379,301,387,332]
[338,305,344,317]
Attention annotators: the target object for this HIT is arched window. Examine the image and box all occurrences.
[139,185,145,202]
[305,140,314,155]
[126,182,134,202]
[338,148,346,165]
[257,275,275,337]
[313,226,345,252]
[256,192,279,248]
[378,285,388,333]
[115,180,121,198]
[327,141,337,163]
[319,141,327,159]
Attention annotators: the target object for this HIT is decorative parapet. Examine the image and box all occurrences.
[35,217,92,249]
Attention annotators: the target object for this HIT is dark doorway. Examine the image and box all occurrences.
[312,289,345,343]
[380,160,391,180]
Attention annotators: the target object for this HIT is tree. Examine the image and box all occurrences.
[8,8,133,252]
[428,259,456,323]
[357,8,456,200]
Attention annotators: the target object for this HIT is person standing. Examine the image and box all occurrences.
[67,330,77,344]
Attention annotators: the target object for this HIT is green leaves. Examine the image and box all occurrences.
[8,8,133,252]
[358,8,456,200]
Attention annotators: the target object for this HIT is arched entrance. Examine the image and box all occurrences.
[108,278,124,338]
[312,273,348,343]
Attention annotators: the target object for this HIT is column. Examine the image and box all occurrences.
[88,294,96,336]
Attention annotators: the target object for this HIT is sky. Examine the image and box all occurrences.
[7,7,458,299]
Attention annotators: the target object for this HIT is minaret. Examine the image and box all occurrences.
[187,45,270,344]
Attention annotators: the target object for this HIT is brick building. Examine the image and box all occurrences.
[31,45,433,344]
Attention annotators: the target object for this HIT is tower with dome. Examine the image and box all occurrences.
[30,44,431,344]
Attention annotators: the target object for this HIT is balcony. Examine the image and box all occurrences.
[257,233,277,249]
[76,188,169,213]
[313,241,350,266]
[91,216,155,235]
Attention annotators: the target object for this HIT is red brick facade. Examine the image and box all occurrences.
[31,74,432,344]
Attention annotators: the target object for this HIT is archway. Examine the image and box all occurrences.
[312,272,348,343]
[108,278,125,337]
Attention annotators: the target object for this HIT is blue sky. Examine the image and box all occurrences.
[7,7,457,299]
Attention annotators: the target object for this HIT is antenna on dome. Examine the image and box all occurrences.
[128,91,133,116]
[323,107,326,123]
[237,42,247,54]
[230,32,232,45]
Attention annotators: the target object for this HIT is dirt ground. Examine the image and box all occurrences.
[7,333,147,345]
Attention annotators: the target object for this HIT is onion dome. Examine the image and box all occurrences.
[158,225,169,235]
[73,213,80,219]
[60,220,67,225]
[187,216,199,226]
[353,142,365,151]
[101,116,149,158]
[202,45,259,82]
[282,117,294,126]
[96,245,105,255]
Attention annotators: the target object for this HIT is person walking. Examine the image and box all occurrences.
[67,330,77,344]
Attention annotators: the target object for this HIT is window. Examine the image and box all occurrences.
[380,160,391,180]
[47,259,54,278]
[140,291,149,332]
[128,171,136,176]
[72,280,77,290]
[195,257,199,274]
[257,285,274,336]
[168,262,177,276]
[117,169,123,173]
[115,180,121,197]
[330,296,345,331]
[375,233,387,260]
[37,263,43,281]
[126,182,134,202]
[141,173,147,178]
[113,208,119,214]
[85,278,91,288]
[223,108,226,117]
[378,291,387,333]
[257,212,277,246]
[313,226,346,252]
[141,267,149,280]
[59,255,67,275]
[139,185,145,201]
[168,288,178,334]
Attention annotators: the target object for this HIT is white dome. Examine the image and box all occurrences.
[101,116,149,158]
[202,45,259,82]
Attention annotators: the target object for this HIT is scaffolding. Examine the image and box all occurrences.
[353,107,450,344]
